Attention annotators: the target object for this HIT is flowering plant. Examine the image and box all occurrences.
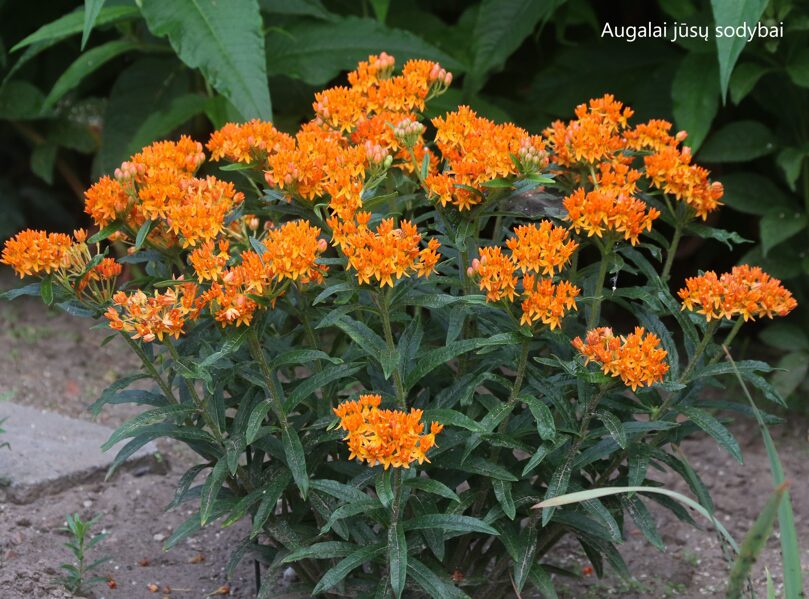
[2,54,797,597]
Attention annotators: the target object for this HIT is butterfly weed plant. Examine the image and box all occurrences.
[0,54,799,598]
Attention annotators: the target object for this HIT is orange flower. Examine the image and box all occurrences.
[105,283,199,342]
[189,240,231,282]
[330,213,440,287]
[678,265,797,321]
[563,187,660,245]
[207,119,295,164]
[468,246,518,302]
[572,326,669,390]
[77,257,122,295]
[347,52,396,92]
[544,94,632,166]
[264,220,328,284]
[164,177,245,247]
[644,146,723,220]
[506,221,578,275]
[624,119,686,153]
[1,229,74,277]
[84,176,132,228]
[520,275,580,329]
[313,86,367,132]
[129,136,205,178]
[333,394,443,469]
[426,106,539,210]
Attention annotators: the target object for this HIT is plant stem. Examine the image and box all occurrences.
[247,329,289,428]
[123,335,178,404]
[377,290,406,408]
[661,222,683,282]
[707,317,744,366]
[678,319,720,384]
[587,244,610,329]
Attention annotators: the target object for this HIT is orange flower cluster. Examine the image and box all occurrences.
[643,146,724,220]
[191,221,327,326]
[206,119,294,165]
[83,136,246,249]
[544,94,632,166]
[506,221,578,275]
[330,212,440,287]
[1,229,73,277]
[521,275,580,329]
[678,265,797,321]
[164,177,245,247]
[572,326,669,390]
[105,283,199,342]
[469,225,580,329]
[563,187,660,245]
[333,394,443,469]
[77,257,122,296]
[426,106,547,210]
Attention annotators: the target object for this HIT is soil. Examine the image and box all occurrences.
[1,271,808,598]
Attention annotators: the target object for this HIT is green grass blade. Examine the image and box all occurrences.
[726,483,787,599]
[724,347,804,599]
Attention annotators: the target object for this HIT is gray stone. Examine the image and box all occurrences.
[0,402,164,504]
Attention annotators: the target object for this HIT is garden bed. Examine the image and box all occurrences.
[1,281,807,599]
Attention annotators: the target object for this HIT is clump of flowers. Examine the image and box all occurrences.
[333,394,443,469]
[2,54,800,599]
[679,265,797,321]
[573,326,670,390]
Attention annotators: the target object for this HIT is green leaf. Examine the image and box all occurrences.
[760,323,809,352]
[760,211,807,256]
[320,499,381,534]
[282,541,357,563]
[134,220,153,251]
[140,0,272,120]
[30,143,57,184]
[621,494,664,551]
[312,544,385,594]
[95,57,192,176]
[596,410,627,449]
[200,459,228,525]
[786,47,809,88]
[493,479,516,520]
[128,93,207,151]
[681,406,743,463]
[711,0,768,100]
[265,16,465,86]
[524,396,556,441]
[726,484,787,599]
[0,81,44,119]
[404,514,499,535]
[260,0,335,20]
[527,563,557,599]
[404,477,460,503]
[38,276,52,306]
[698,120,776,163]
[534,486,738,553]
[720,173,796,216]
[268,349,342,370]
[776,147,809,191]
[388,520,407,599]
[101,405,197,450]
[82,0,107,49]
[285,363,363,412]
[333,316,387,361]
[407,557,471,599]
[729,62,769,104]
[422,408,484,433]
[283,427,309,498]
[249,471,293,537]
[43,40,140,110]
[467,0,561,92]
[11,5,139,51]
[672,52,719,151]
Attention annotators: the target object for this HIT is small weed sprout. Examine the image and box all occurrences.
[56,513,110,596]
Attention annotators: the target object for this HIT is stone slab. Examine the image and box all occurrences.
[0,402,164,504]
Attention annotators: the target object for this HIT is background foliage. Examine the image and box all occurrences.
[0,0,808,393]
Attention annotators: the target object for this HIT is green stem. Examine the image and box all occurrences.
[708,317,744,366]
[587,243,610,329]
[247,329,289,428]
[123,335,177,404]
[678,319,720,384]
[661,223,683,283]
[378,290,406,408]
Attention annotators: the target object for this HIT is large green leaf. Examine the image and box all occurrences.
[311,544,385,594]
[0,81,44,119]
[140,0,272,120]
[403,513,499,535]
[710,0,768,100]
[43,40,140,110]
[94,57,193,176]
[787,48,809,88]
[466,0,563,92]
[672,52,719,150]
[82,0,107,49]
[760,212,807,257]
[11,5,139,51]
[265,16,465,86]
[388,520,407,599]
[698,120,776,163]
[720,173,797,216]
[681,406,743,463]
